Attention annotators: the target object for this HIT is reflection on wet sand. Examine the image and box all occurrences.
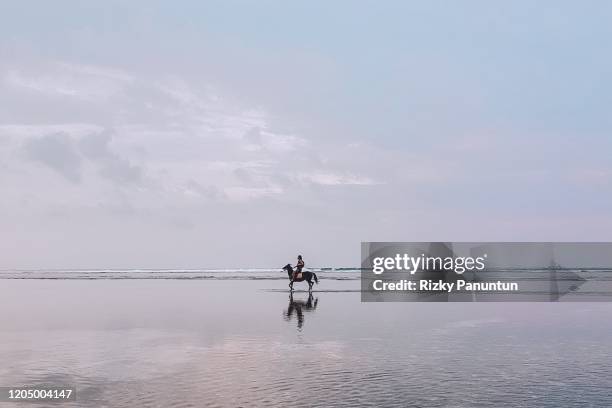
[4,280,612,407]
[284,292,319,330]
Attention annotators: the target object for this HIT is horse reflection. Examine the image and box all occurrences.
[284,292,319,330]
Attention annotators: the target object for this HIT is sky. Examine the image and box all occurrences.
[1,1,611,269]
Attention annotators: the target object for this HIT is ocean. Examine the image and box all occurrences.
[1,270,612,407]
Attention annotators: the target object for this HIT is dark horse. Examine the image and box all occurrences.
[283,264,319,292]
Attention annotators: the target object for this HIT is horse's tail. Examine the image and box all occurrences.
[313,273,319,284]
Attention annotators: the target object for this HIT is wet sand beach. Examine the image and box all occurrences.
[2,277,612,407]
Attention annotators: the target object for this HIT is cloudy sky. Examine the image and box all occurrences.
[1,1,611,269]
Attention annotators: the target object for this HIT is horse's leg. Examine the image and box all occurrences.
[308,279,313,292]
[289,281,294,291]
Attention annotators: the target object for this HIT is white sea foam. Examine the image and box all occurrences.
[0,268,363,280]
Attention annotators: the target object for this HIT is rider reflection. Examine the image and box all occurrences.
[284,292,318,330]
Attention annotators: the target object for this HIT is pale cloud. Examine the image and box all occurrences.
[4,62,132,101]
[155,77,217,110]
[0,123,102,138]
[181,180,222,200]
[242,127,307,153]
[17,128,145,187]
[23,133,82,183]
[1,59,383,216]
[223,186,284,201]
[78,131,143,185]
[56,62,134,83]
[205,160,274,172]
[297,172,380,186]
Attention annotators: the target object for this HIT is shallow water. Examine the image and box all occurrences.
[1,278,612,407]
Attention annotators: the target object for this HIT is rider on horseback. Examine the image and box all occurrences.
[292,255,304,281]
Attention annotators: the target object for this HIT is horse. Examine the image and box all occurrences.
[282,264,318,292]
